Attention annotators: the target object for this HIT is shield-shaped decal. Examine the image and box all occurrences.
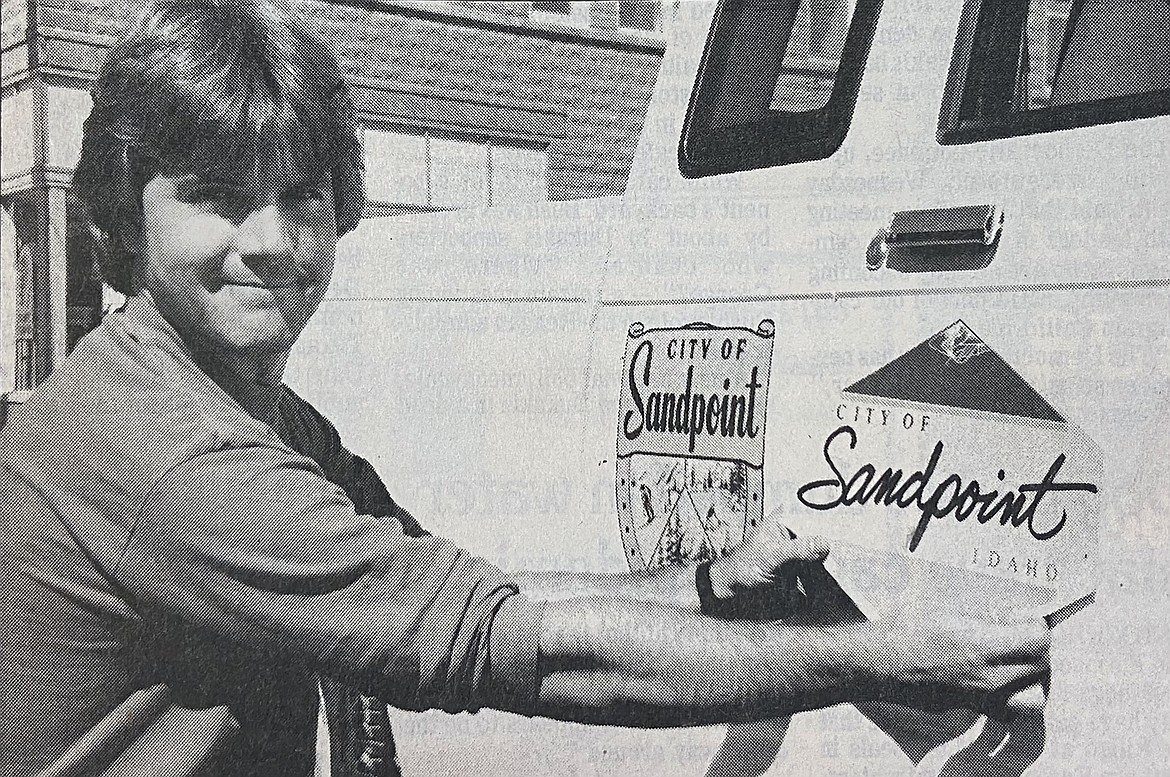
[616,321,775,571]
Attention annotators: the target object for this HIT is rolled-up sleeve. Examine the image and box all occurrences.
[115,445,544,715]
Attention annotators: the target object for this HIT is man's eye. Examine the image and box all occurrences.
[185,187,252,218]
[176,184,252,222]
[186,186,238,204]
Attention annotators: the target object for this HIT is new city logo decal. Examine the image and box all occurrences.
[616,321,775,571]
[786,320,1102,618]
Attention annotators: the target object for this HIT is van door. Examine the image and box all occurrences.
[286,1,1169,774]
[591,1,1169,774]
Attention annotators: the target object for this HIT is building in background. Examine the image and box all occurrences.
[0,0,1080,399]
[0,0,666,397]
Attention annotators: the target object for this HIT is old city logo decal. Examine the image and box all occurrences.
[785,320,1102,617]
[616,321,774,572]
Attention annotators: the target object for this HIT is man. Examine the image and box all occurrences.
[0,1,1050,775]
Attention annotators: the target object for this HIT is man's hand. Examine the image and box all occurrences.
[705,519,833,620]
[869,617,1052,722]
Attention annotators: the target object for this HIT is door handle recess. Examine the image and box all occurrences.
[868,205,1004,272]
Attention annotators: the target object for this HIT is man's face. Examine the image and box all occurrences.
[138,165,338,356]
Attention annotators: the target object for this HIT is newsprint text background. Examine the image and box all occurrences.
[4,1,1170,775]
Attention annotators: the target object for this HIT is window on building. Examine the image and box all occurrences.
[14,239,36,391]
[938,0,1170,144]
[529,1,663,35]
[362,128,549,216]
[619,1,661,32]
[1,192,102,391]
[447,2,530,18]
[4,194,43,392]
[490,145,550,204]
[531,1,590,28]
[679,0,882,178]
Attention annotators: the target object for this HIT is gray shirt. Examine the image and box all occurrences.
[1,300,543,776]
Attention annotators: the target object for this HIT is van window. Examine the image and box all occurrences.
[938,0,1170,144]
[679,0,883,178]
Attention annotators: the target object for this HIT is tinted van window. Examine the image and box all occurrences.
[680,0,883,177]
[939,0,1170,144]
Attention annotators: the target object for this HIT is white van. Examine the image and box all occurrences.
[288,2,1170,774]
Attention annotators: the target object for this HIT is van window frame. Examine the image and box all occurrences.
[679,0,884,178]
[937,0,1170,145]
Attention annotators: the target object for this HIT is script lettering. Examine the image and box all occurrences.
[796,425,1098,552]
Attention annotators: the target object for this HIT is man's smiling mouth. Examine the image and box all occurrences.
[222,279,301,290]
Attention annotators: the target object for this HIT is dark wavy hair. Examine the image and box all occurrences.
[73,0,365,294]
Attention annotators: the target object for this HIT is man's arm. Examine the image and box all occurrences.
[531,597,1051,728]
[513,520,833,617]
[135,446,1047,729]
[516,526,1048,729]
[278,387,429,537]
[290,397,822,619]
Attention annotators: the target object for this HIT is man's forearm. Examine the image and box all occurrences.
[527,597,1050,728]
[532,597,869,727]
[512,536,852,621]
[513,530,839,615]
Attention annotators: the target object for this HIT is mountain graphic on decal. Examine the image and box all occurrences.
[845,320,1063,422]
